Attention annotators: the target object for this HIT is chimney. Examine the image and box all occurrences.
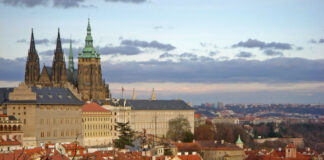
[177,152,181,156]
[184,152,188,155]
[192,152,196,155]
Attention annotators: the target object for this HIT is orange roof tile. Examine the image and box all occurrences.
[178,155,201,160]
[82,102,111,112]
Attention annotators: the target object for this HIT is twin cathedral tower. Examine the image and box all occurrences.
[25,19,111,101]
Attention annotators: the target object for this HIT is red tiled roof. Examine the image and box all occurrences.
[194,114,201,118]
[178,155,201,160]
[0,114,7,117]
[82,102,111,112]
[173,142,202,152]
[0,140,21,146]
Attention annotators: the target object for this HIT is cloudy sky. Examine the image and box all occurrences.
[0,0,324,105]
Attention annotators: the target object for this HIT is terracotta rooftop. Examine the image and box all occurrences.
[82,102,111,112]
[173,142,202,152]
[177,155,201,160]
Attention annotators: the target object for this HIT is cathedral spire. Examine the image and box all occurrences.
[68,38,74,72]
[56,28,62,52]
[151,88,156,100]
[25,28,40,86]
[79,18,98,58]
[132,88,136,100]
[29,28,36,55]
[52,28,67,85]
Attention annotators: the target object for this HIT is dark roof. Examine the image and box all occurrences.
[5,87,84,105]
[101,99,194,110]
[0,88,14,105]
[127,99,194,110]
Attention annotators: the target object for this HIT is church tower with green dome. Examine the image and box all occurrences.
[78,18,110,101]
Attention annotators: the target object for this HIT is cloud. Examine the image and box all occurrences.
[104,0,147,4]
[100,45,142,55]
[264,49,283,56]
[121,39,176,51]
[17,38,50,45]
[1,56,324,84]
[0,0,92,8]
[16,38,79,45]
[159,52,174,58]
[179,53,198,61]
[309,39,317,44]
[236,51,253,58]
[232,39,292,50]
[320,39,324,43]
[209,51,218,56]
[0,0,48,7]
[52,0,86,8]
[154,26,163,30]
[309,38,324,44]
[0,57,26,81]
[100,57,324,83]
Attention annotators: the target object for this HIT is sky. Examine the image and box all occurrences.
[0,0,324,105]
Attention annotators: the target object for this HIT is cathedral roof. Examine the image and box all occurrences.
[4,87,84,105]
[43,66,78,86]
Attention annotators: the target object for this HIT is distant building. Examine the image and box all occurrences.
[254,137,304,148]
[82,102,115,147]
[212,117,239,124]
[1,83,84,147]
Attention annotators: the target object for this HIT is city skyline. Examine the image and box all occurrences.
[0,0,324,104]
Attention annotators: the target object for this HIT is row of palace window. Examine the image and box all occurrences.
[82,117,115,122]
[12,112,27,116]
[40,118,79,125]
[12,106,27,110]
[84,131,116,137]
[83,124,115,130]
[40,129,79,138]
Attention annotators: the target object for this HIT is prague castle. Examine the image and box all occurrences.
[25,19,110,101]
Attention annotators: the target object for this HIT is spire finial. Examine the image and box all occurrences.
[132,88,136,100]
[55,27,63,54]
[151,88,156,100]
[29,28,36,54]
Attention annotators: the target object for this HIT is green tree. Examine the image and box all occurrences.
[167,115,192,141]
[182,131,194,142]
[113,121,134,149]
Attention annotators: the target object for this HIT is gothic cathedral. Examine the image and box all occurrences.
[24,19,111,101]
